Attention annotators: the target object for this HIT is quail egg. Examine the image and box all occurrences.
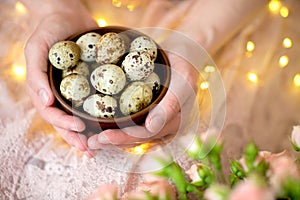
[60,74,90,107]
[130,36,157,61]
[144,72,161,94]
[122,51,154,81]
[96,32,126,64]
[49,41,81,70]
[90,64,126,95]
[119,82,153,115]
[83,94,117,118]
[76,32,101,62]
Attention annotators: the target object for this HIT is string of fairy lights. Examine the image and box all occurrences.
[199,0,297,90]
[12,0,297,85]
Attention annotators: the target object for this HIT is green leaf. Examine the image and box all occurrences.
[244,142,259,170]
[280,178,300,199]
[230,160,246,178]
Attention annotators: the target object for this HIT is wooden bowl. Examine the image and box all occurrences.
[48,26,171,133]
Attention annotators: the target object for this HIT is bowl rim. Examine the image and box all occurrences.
[48,26,171,126]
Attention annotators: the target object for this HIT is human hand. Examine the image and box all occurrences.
[87,52,199,150]
[24,0,97,156]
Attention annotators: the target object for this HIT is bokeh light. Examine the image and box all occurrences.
[293,74,300,87]
[200,81,210,90]
[247,72,259,83]
[127,4,135,11]
[204,65,216,73]
[279,55,289,68]
[112,0,122,7]
[282,37,292,48]
[280,6,289,18]
[268,0,282,13]
[12,64,26,80]
[15,2,27,15]
[96,18,108,27]
[246,41,255,52]
[126,143,151,154]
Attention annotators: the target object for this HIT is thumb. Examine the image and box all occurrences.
[25,32,54,107]
[145,90,180,134]
[145,57,198,134]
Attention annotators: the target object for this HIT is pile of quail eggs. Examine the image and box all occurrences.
[48,31,161,118]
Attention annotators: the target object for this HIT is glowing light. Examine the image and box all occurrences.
[204,65,216,73]
[126,143,151,154]
[246,41,255,52]
[15,2,27,15]
[282,37,292,48]
[268,0,282,13]
[200,81,209,90]
[127,4,135,11]
[112,0,122,7]
[279,55,289,68]
[96,18,107,27]
[280,6,289,18]
[247,72,259,83]
[294,74,300,87]
[12,65,26,79]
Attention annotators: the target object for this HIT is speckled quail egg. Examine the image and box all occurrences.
[144,72,161,94]
[49,41,81,70]
[130,36,157,61]
[60,74,90,107]
[119,82,153,115]
[62,61,90,78]
[76,32,101,62]
[83,94,117,118]
[96,32,126,64]
[90,64,126,95]
[122,51,154,81]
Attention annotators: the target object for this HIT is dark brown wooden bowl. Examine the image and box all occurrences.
[48,26,171,133]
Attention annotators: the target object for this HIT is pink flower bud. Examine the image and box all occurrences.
[186,164,201,183]
[122,178,176,200]
[268,154,299,192]
[228,178,274,200]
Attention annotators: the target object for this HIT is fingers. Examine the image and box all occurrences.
[27,86,86,132]
[25,33,54,107]
[54,127,97,157]
[145,54,198,134]
[87,113,181,150]
[54,126,88,151]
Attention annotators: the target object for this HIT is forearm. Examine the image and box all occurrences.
[177,0,268,53]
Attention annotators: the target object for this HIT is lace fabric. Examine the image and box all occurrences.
[0,98,135,199]
[0,88,197,199]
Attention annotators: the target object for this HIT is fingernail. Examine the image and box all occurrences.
[38,89,49,105]
[147,115,165,133]
[87,138,100,149]
[98,134,110,144]
[71,125,79,132]
[71,122,80,132]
